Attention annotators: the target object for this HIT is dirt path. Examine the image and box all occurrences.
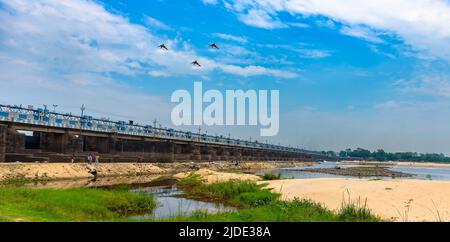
[264,178,450,222]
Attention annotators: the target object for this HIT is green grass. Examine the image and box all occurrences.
[0,175,49,186]
[157,198,380,222]
[0,187,156,222]
[167,173,381,222]
[177,173,279,208]
[259,173,282,181]
[0,174,382,222]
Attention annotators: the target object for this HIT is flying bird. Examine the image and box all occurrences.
[158,44,168,50]
[210,43,219,49]
[191,60,201,67]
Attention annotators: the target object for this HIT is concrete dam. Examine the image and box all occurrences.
[0,104,326,163]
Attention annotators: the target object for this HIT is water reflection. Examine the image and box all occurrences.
[130,186,235,219]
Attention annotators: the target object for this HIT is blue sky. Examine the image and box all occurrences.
[2,0,450,153]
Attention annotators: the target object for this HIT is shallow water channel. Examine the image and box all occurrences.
[129,185,235,220]
[7,175,236,220]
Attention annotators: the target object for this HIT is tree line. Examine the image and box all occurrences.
[320,148,450,163]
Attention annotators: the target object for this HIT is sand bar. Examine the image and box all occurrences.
[264,178,450,222]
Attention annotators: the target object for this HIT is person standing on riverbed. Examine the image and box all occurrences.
[70,153,75,163]
[95,155,100,164]
[87,154,93,164]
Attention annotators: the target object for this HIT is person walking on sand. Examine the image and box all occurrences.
[95,155,100,164]
[70,153,75,163]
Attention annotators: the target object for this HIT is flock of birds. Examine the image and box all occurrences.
[158,43,220,67]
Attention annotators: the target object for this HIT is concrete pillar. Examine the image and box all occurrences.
[6,128,25,153]
[66,135,83,153]
[0,125,6,162]
[108,137,117,154]
[188,144,201,161]
[167,142,175,162]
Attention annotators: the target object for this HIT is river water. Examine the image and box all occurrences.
[261,161,450,181]
[129,185,235,220]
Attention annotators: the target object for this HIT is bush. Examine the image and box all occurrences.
[176,173,203,188]
[337,198,380,222]
[236,190,279,207]
[260,173,282,181]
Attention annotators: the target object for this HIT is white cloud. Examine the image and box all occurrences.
[295,49,330,59]
[218,64,297,78]
[144,16,172,30]
[0,0,296,93]
[340,25,384,43]
[201,0,218,5]
[215,0,450,61]
[212,33,248,43]
[315,19,336,29]
[259,43,331,59]
[393,75,450,98]
[148,70,171,77]
[238,9,287,29]
[287,22,309,28]
[0,0,299,128]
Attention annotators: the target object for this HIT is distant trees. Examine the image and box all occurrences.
[338,148,450,163]
[321,150,337,157]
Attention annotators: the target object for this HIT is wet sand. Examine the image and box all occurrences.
[264,178,450,222]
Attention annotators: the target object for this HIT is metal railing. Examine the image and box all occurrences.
[0,104,320,155]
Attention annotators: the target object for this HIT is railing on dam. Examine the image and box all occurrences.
[0,104,320,155]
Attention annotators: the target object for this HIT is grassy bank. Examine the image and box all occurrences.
[0,188,156,222]
[160,174,381,222]
[177,173,279,208]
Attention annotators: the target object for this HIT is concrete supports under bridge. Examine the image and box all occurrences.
[0,124,325,163]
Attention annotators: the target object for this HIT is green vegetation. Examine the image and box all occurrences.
[326,148,450,163]
[259,173,282,181]
[0,175,49,186]
[177,174,279,208]
[168,174,381,222]
[0,174,382,222]
[338,197,375,222]
[161,198,380,222]
[0,188,156,222]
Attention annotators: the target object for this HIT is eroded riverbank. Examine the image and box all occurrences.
[0,161,315,184]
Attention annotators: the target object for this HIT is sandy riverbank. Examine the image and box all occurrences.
[0,163,166,181]
[264,178,450,222]
[0,161,314,182]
